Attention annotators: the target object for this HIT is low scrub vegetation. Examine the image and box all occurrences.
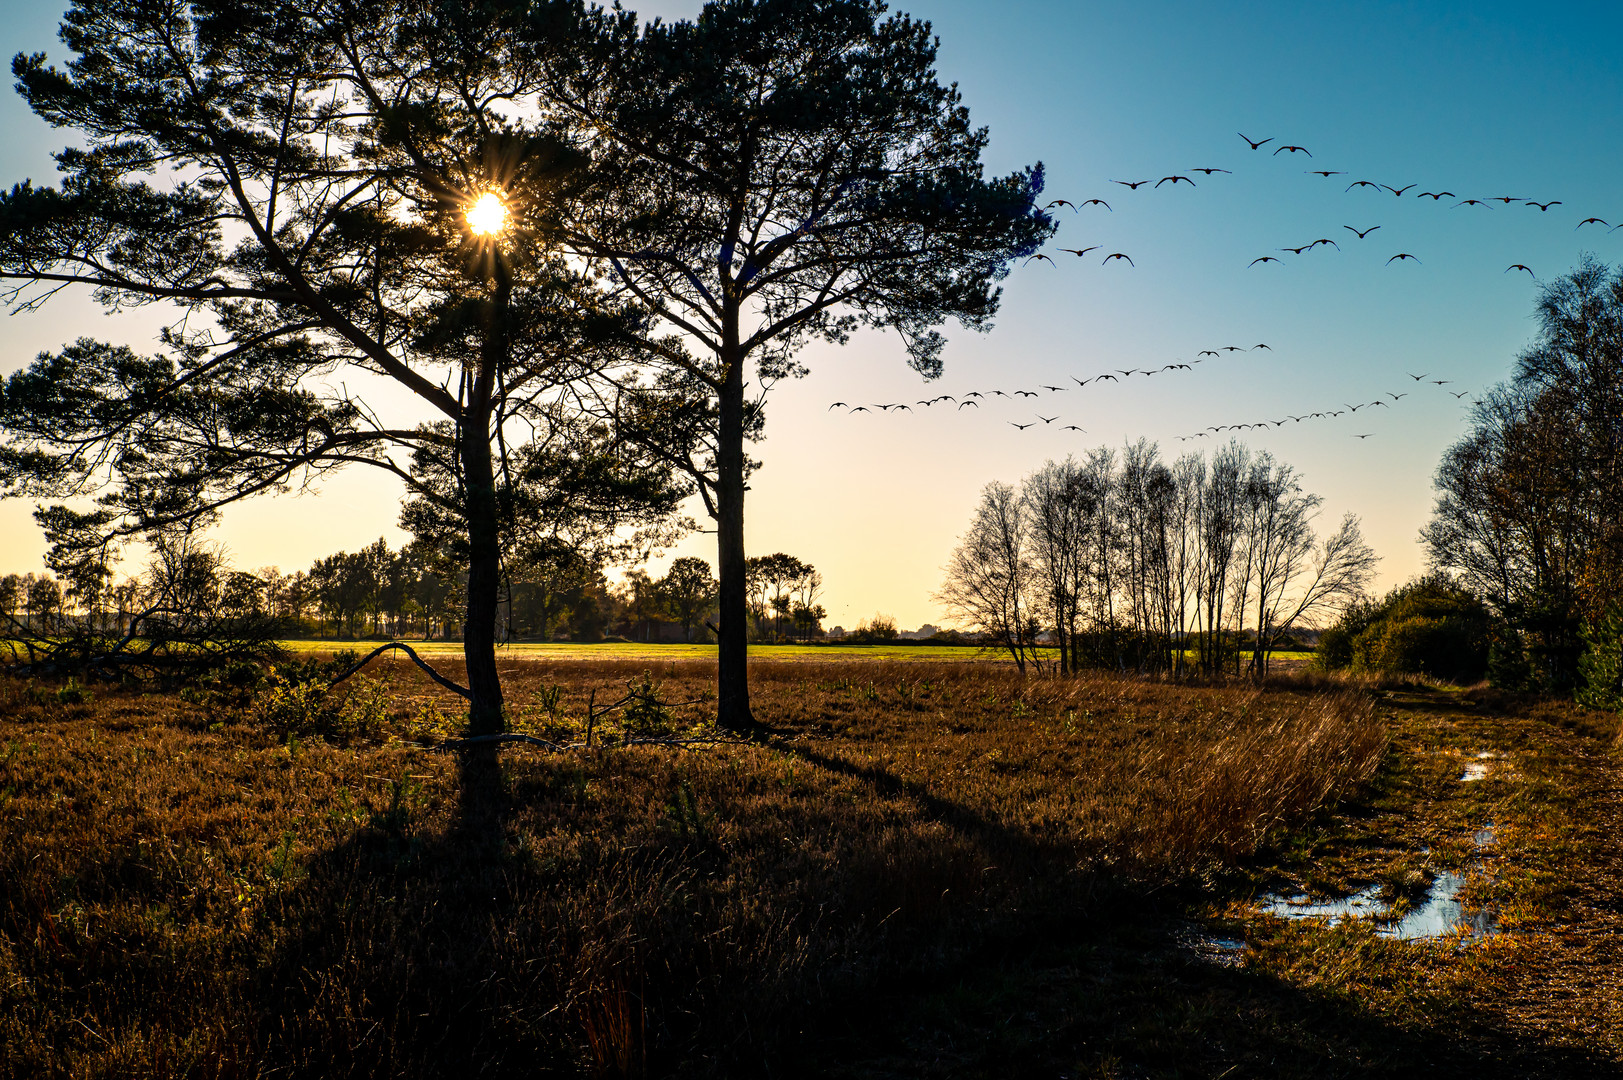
[1317,574,1495,684]
[1,659,1383,1077]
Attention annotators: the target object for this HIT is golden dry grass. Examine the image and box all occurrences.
[0,659,1384,1077]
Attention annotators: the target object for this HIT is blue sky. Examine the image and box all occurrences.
[3,0,1622,628]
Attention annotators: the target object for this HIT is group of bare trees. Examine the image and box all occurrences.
[939,441,1378,676]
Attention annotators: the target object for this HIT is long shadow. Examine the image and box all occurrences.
[241,742,559,1078]
[751,719,1069,865]
[778,903,1622,1080]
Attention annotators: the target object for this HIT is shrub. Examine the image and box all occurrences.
[848,615,899,643]
[1578,609,1623,710]
[253,667,393,742]
[1319,574,1493,683]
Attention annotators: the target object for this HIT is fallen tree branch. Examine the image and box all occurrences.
[328,641,471,700]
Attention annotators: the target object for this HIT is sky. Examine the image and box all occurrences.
[2,0,1622,630]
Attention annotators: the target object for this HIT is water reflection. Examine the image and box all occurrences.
[1261,870,1496,940]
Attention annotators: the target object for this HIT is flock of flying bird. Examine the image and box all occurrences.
[1027,131,1618,276]
[830,130,1615,444]
[830,344,1474,443]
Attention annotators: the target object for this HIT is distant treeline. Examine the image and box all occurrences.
[0,540,842,647]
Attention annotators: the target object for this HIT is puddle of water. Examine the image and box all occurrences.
[1261,885,1384,925]
[1472,823,1496,846]
[1461,761,1491,781]
[1384,871,1496,939]
[1173,924,1248,967]
[1261,872,1496,940]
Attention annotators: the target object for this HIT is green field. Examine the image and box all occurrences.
[279,638,1015,663]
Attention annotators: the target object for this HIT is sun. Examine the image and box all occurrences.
[465,192,508,236]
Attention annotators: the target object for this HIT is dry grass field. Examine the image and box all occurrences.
[0,657,1384,1078]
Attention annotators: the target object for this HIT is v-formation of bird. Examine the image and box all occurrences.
[1037,130,1619,277]
[1170,374,1477,444]
[830,333,1485,448]
[830,128,1587,445]
[828,344,1273,433]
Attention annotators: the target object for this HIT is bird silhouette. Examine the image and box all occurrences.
[1345,402,1365,411]
[1238,133,1274,150]
[1008,422,1033,430]
[1432,379,1451,385]
[1045,199,1076,212]
[1450,390,1469,398]
[1156,174,1196,188]
[1115,369,1138,377]
[1058,246,1100,257]
[1080,198,1112,210]
[1191,167,1232,175]
[1280,244,1311,255]
[1369,400,1390,407]
[1381,184,1416,197]
[1306,170,1345,177]
[1253,343,1272,350]
[1274,145,1311,156]
[1346,180,1381,192]
[1506,264,1534,276]
[892,404,912,412]
[1387,253,1420,264]
[1526,200,1561,211]
[1309,238,1341,250]
[965,390,984,398]
[958,400,979,409]
[1015,390,1038,398]
[1344,225,1381,239]
[1198,350,1220,357]
[1072,377,1091,387]
[1455,198,1488,207]
[1387,392,1407,400]
[1490,195,1523,204]
[1223,346,1244,351]
[1417,191,1455,200]
[850,406,870,412]
[1353,433,1374,439]
[1578,218,1610,229]
[1103,253,1135,266]
[1113,179,1151,190]
[1041,384,1065,392]
[1025,254,1055,266]
[1408,372,1428,381]
[1062,425,1085,431]
[1097,374,1118,382]
[1249,256,1280,266]
[992,390,1009,397]
[1038,415,1059,424]
[828,402,847,410]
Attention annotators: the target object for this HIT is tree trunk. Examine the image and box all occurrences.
[460,257,510,737]
[461,411,506,736]
[715,340,754,732]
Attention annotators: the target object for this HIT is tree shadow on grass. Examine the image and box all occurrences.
[241,743,580,1078]
[781,907,1620,1080]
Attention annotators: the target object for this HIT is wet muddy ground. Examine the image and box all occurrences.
[800,685,1623,1079]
